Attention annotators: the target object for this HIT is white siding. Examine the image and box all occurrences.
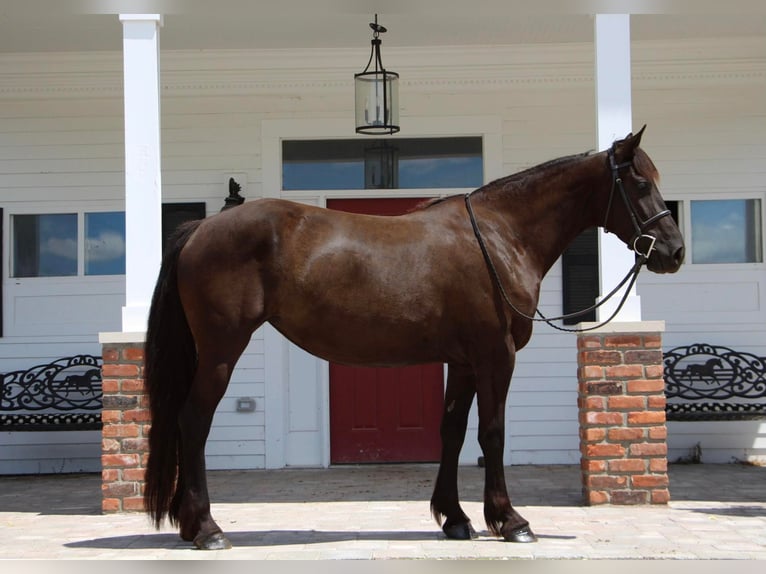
[634,43,766,464]
[0,429,100,474]
[1,35,764,472]
[206,337,267,471]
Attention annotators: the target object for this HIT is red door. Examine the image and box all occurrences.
[326,198,444,463]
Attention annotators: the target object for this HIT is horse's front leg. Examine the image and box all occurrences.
[431,364,477,540]
[475,349,537,543]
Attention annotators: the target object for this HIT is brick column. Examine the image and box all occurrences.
[577,321,669,505]
[99,332,149,513]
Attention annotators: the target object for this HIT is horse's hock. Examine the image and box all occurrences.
[577,321,669,505]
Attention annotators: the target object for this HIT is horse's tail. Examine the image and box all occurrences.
[143,220,202,529]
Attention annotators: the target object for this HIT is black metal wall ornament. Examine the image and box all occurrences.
[0,355,103,431]
[663,343,766,421]
[221,177,245,211]
[354,14,400,135]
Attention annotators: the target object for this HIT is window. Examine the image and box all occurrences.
[85,212,126,275]
[690,199,762,264]
[11,212,126,278]
[282,137,483,190]
[13,213,78,277]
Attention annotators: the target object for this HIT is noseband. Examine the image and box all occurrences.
[603,145,671,259]
[464,144,672,333]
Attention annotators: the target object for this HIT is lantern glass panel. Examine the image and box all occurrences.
[355,72,399,134]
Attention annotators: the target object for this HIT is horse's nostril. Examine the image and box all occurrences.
[674,246,686,266]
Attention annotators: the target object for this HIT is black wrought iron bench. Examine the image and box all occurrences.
[663,343,766,421]
[0,355,103,431]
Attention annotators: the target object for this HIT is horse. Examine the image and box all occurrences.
[684,358,724,382]
[62,368,102,396]
[143,126,684,550]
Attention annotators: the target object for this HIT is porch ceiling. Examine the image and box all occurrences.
[1,0,763,54]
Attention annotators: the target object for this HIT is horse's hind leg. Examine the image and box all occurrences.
[174,329,252,550]
[431,364,477,540]
[475,349,537,543]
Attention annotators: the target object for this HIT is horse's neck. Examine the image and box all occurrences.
[478,154,607,275]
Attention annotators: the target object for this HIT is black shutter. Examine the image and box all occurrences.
[161,203,206,253]
[561,228,599,325]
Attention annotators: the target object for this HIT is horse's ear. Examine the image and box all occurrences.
[615,124,646,159]
[633,124,647,147]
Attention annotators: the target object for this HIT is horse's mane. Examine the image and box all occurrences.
[409,152,593,213]
[411,196,452,211]
[409,146,656,213]
[489,151,594,190]
[523,151,594,176]
[633,147,660,184]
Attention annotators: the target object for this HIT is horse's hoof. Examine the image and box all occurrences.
[193,531,233,550]
[504,525,538,543]
[443,521,478,540]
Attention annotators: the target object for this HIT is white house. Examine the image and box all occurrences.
[1,2,764,474]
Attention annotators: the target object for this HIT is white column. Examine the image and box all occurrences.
[120,14,163,332]
[594,13,641,322]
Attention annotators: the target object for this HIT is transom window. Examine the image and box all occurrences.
[282,137,483,191]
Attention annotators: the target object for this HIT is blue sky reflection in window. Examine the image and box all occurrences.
[691,199,762,264]
[282,137,483,191]
[85,212,126,275]
[13,213,77,277]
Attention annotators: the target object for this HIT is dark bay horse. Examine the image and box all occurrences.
[143,127,684,550]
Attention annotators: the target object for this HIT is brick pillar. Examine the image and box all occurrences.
[577,321,669,505]
[99,333,149,513]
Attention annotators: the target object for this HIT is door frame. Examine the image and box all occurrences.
[261,116,502,468]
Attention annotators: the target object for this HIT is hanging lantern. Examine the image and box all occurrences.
[354,14,400,135]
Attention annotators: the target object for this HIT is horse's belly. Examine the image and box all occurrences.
[269,295,451,367]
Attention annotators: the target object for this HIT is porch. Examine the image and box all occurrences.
[1,463,764,559]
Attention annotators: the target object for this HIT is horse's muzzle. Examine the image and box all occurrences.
[647,244,685,274]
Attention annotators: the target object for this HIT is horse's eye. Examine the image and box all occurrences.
[637,181,649,192]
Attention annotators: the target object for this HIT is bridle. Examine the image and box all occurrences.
[603,146,671,260]
[465,143,672,333]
